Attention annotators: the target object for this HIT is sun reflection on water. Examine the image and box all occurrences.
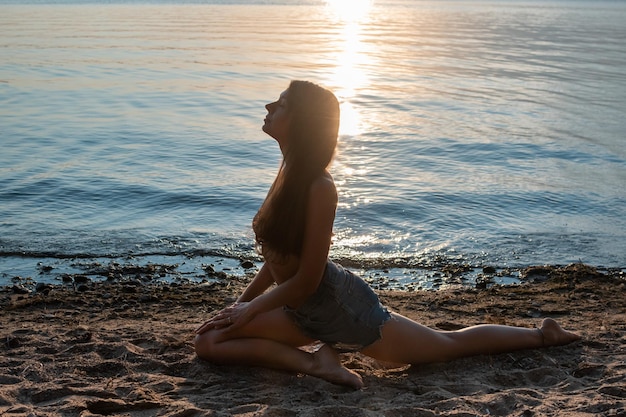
[323,0,380,253]
[325,0,373,23]
[324,0,374,138]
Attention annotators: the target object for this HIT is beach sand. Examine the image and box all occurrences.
[1,263,624,416]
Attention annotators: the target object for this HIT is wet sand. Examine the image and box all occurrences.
[1,263,624,416]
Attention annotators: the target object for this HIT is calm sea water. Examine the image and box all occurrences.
[1,0,625,289]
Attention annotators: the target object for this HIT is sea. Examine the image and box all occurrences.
[1,0,625,290]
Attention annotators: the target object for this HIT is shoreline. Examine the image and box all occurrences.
[2,263,625,416]
[3,252,625,293]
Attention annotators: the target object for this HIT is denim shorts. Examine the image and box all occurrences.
[285,261,391,352]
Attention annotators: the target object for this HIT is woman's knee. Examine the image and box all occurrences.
[194,331,224,363]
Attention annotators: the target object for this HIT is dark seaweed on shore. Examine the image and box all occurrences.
[2,263,623,314]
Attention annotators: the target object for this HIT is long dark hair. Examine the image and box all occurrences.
[253,81,340,261]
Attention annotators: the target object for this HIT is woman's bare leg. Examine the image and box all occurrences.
[194,308,363,388]
[361,314,580,365]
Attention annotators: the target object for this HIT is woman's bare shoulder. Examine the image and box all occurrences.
[309,171,337,201]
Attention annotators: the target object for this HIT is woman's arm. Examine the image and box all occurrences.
[237,263,274,302]
[195,263,274,335]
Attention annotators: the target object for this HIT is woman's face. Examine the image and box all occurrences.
[262,89,291,146]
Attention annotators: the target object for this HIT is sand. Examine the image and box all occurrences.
[1,263,625,417]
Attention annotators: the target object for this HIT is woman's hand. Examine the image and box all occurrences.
[194,302,255,335]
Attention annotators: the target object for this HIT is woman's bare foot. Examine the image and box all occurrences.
[310,344,363,389]
[540,318,581,347]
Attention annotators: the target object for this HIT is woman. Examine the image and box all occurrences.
[194,80,580,389]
